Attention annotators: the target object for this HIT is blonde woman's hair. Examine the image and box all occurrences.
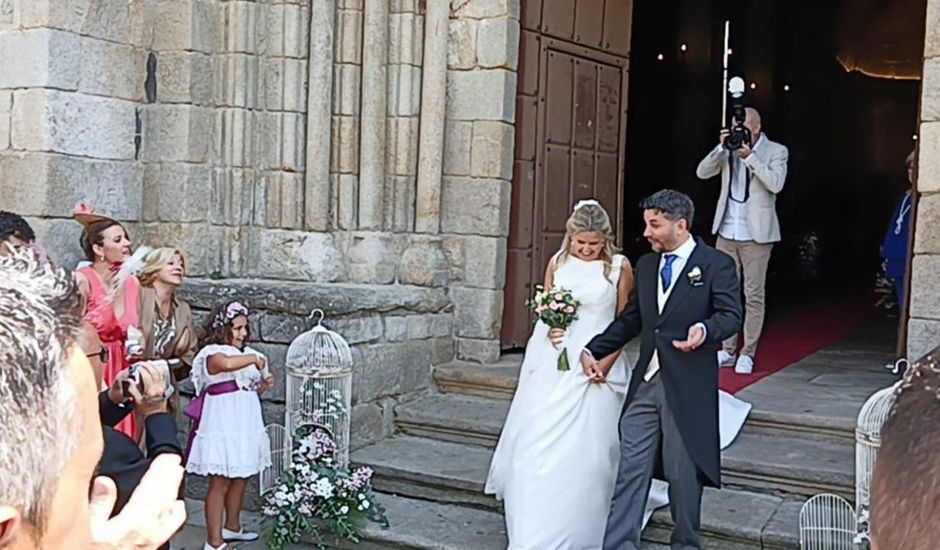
[139,247,186,288]
[557,202,619,282]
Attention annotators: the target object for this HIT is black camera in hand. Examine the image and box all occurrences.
[121,359,179,402]
[724,76,751,151]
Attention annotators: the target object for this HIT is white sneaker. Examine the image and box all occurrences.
[222,528,259,542]
[735,355,754,375]
[203,543,229,550]
[717,350,736,368]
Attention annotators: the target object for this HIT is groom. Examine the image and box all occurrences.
[581,189,741,549]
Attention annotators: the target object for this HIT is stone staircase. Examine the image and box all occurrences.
[342,357,862,549]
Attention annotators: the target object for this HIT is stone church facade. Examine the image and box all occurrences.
[0,0,516,448]
[0,0,938,447]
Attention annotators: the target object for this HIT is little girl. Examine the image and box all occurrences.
[185,300,274,550]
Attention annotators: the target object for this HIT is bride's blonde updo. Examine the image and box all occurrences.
[557,201,619,282]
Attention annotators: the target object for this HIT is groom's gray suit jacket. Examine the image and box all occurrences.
[586,239,742,487]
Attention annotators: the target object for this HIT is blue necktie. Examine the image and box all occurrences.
[661,254,678,292]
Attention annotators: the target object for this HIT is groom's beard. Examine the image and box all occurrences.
[648,233,684,253]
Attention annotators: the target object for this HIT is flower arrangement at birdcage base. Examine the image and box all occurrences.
[261,425,389,550]
[526,284,581,371]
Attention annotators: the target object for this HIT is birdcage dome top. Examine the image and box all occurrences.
[285,310,353,376]
[856,382,900,435]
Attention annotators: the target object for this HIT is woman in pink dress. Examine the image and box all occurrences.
[73,204,141,439]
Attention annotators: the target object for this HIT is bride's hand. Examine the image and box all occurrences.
[548,328,565,349]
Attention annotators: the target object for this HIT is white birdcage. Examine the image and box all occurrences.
[854,381,899,542]
[285,309,354,468]
[799,493,857,549]
[260,424,290,495]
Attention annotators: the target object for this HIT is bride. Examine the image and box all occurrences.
[485,200,751,549]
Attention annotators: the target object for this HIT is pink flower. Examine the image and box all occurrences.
[554,293,564,301]
[564,305,574,313]
[550,302,562,311]
[535,305,547,314]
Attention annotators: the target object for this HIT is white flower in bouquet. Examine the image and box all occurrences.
[313,477,334,499]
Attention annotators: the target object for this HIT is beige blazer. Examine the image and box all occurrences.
[695,134,789,244]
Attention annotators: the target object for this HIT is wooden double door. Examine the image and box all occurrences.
[502,0,634,348]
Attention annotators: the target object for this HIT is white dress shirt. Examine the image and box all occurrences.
[645,236,701,381]
[718,134,765,241]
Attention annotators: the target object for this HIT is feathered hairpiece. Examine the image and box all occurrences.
[73,202,116,228]
[213,301,249,328]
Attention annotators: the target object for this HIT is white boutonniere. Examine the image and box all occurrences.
[687,266,703,286]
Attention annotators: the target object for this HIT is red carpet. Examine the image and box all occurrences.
[719,293,878,394]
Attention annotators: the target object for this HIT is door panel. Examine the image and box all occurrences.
[502,1,632,349]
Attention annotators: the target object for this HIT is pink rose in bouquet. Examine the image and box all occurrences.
[525,285,581,371]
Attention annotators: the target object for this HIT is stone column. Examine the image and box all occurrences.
[414,0,449,234]
[439,1,520,363]
[357,0,388,230]
[304,0,335,231]
[909,0,940,358]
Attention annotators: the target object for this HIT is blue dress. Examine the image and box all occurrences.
[883,191,912,303]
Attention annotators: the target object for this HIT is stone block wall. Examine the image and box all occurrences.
[441,0,519,363]
[0,0,526,453]
[910,0,940,359]
[177,278,454,450]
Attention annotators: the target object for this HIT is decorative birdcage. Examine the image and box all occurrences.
[260,424,290,495]
[854,381,900,543]
[284,309,354,468]
[799,493,857,549]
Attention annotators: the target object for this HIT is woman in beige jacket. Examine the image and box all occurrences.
[136,248,197,425]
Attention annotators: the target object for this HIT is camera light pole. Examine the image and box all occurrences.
[721,20,730,127]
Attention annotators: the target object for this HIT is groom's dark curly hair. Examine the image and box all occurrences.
[640,190,694,229]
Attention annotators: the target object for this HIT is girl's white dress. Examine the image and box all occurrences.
[485,254,751,549]
[185,344,271,478]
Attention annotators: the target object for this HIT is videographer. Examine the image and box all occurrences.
[696,107,789,375]
[1,249,185,550]
[98,363,183,516]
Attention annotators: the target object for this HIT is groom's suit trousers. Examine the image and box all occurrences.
[603,374,703,550]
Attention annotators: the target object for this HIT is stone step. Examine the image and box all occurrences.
[432,362,865,443]
[745,408,856,444]
[395,393,508,447]
[432,360,520,400]
[395,392,855,501]
[351,436,801,549]
[321,493,508,549]
[722,428,855,502]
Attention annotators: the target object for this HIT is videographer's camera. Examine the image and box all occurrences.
[122,359,178,402]
[724,76,752,151]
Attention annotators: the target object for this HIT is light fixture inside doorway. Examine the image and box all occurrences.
[784,84,791,91]
[750,82,757,90]
[657,53,664,61]
[680,43,688,52]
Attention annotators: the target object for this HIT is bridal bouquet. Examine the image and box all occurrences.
[526,285,580,371]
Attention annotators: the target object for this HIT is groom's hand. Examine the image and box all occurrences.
[673,324,706,352]
[580,350,605,382]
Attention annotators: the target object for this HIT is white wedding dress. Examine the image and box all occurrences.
[485,253,751,550]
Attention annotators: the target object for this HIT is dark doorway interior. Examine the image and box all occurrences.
[623,0,922,339]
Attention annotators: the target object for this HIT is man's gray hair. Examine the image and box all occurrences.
[640,189,695,229]
[0,249,84,531]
